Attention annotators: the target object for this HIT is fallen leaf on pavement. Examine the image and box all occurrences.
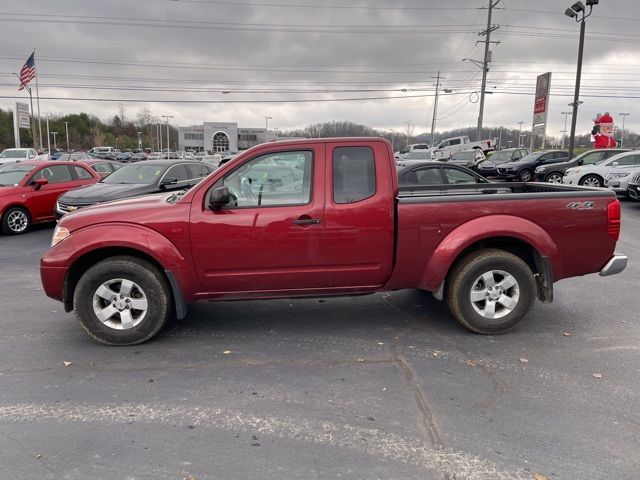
[533,474,549,480]
[466,359,477,367]
[592,373,603,379]
[35,454,42,459]
[357,358,365,362]
[63,361,72,367]
[222,351,231,355]
[519,358,529,364]
[563,332,572,337]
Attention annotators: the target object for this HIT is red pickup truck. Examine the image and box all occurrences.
[40,138,627,345]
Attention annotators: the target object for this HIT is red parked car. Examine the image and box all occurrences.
[0,160,100,235]
[40,138,626,345]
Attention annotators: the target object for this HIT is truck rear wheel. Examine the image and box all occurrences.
[73,256,171,345]
[446,249,536,334]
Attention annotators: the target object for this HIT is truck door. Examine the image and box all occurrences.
[190,146,328,294]
[325,141,395,288]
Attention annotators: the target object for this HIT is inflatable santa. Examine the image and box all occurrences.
[592,112,618,149]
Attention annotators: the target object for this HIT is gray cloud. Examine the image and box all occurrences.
[1,0,638,139]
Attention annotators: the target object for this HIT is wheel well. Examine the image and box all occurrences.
[444,236,552,302]
[63,247,167,312]
[1,203,31,220]
[580,173,603,183]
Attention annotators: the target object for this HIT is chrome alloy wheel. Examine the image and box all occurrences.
[582,177,601,188]
[469,270,520,320]
[7,210,28,233]
[519,170,532,181]
[92,278,148,330]
[546,173,563,184]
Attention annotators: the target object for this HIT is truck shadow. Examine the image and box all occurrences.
[160,289,466,343]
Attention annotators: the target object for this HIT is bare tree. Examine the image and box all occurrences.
[118,103,126,125]
[91,124,105,146]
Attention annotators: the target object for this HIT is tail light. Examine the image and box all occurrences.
[607,199,621,241]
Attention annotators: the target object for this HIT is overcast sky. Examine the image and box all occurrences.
[1,0,638,139]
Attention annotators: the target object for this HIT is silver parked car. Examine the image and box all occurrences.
[605,166,640,196]
[446,149,485,169]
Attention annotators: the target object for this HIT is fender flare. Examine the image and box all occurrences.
[421,215,558,293]
[55,223,196,317]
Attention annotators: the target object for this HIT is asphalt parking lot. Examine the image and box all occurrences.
[0,203,639,480]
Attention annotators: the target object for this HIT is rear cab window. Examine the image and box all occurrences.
[333,147,376,204]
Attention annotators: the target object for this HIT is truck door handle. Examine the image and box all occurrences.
[293,217,321,225]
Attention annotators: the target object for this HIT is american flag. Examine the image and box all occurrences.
[18,52,36,90]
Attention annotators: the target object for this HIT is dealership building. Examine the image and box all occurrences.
[178,122,269,153]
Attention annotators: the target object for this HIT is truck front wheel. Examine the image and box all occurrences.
[446,249,536,334]
[73,256,171,345]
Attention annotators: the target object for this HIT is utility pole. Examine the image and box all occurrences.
[619,112,630,147]
[476,0,500,141]
[430,71,445,146]
[64,121,70,151]
[46,115,51,155]
[51,131,58,150]
[137,131,143,151]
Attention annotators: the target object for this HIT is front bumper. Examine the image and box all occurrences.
[599,254,628,277]
[627,184,640,200]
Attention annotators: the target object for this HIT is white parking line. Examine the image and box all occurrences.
[0,402,533,480]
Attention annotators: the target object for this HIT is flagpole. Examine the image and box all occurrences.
[33,48,43,151]
[29,88,35,148]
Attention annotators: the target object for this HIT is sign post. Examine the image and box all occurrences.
[531,72,552,149]
[13,101,31,148]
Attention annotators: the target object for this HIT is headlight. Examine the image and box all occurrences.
[51,225,70,247]
[536,166,547,172]
[609,172,629,178]
[567,168,580,174]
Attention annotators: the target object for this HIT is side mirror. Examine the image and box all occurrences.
[159,177,178,189]
[611,161,619,166]
[34,178,48,190]
[578,159,584,165]
[207,186,230,210]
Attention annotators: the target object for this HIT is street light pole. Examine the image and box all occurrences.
[518,121,524,147]
[264,116,272,143]
[51,131,58,150]
[161,115,174,153]
[137,131,143,150]
[560,111,571,148]
[64,121,70,151]
[619,112,630,147]
[565,1,597,159]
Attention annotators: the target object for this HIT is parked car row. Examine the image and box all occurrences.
[0,159,215,235]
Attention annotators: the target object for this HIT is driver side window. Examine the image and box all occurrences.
[222,151,313,207]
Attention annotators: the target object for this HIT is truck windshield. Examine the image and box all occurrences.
[102,164,166,184]
[0,164,35,186]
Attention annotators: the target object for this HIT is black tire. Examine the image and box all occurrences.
[545,172,563,184]
[446,248,536,334]
[73,256,171,345]
[579,174,603,188]
[1,206,30,235]
[518,169,533,182]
